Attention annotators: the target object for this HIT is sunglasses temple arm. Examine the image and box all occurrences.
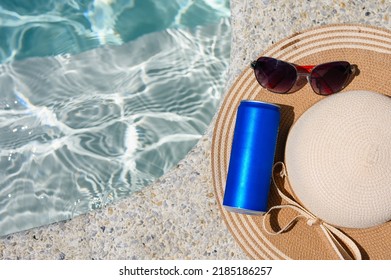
[340,65,357,89]
[349,65,357,76]
[296,65,315,73]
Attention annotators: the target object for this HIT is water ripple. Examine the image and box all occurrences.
[0,17,230,236]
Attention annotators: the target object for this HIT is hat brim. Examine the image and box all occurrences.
[211,24,391,259]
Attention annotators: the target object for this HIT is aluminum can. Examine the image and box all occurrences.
[223,100,280,214]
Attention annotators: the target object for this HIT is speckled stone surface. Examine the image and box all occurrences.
[1,0,390,260]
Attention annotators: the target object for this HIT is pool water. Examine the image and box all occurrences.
[0,0,231,236]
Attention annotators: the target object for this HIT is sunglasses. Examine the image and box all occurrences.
[251,57,356,95]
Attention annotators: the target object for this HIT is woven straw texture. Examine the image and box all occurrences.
[211,24,391,259]
[285,90,391,229]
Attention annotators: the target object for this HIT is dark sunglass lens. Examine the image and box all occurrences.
[253,57,297,93]
[310,61,351,95]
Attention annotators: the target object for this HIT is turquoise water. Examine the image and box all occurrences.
[0,0,231,236]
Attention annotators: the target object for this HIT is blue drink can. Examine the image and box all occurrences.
[223,100,280,215]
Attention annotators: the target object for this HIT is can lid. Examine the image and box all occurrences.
[240,100,280,110]
[223,205,265,215]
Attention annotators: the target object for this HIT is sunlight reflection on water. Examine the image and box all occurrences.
[0,0,231,236]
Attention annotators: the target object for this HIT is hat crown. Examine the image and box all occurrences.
[286,90,391,228]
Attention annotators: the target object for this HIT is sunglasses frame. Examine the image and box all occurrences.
[251,57,357,95]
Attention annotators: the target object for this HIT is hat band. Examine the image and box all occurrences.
[262,162,362,260]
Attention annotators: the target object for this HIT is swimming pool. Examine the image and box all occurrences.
[0,0,231,236]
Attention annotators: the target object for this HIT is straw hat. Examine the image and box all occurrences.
[211,24,391,260]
